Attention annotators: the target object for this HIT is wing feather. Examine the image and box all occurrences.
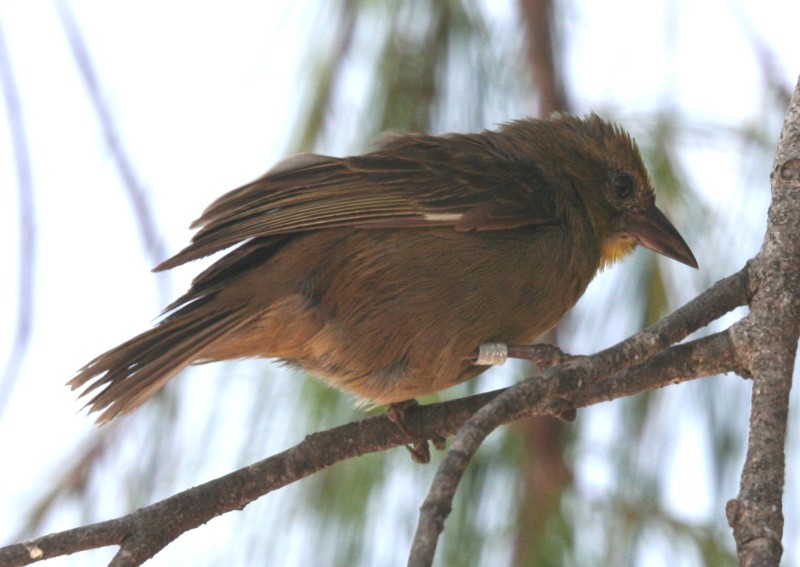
[156,131,559,271]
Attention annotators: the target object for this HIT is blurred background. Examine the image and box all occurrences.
[1,1,798,565]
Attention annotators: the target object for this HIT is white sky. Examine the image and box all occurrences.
[1,0,799,565]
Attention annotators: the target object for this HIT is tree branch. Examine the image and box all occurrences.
[0,268,746,567]
[725,74,800,567]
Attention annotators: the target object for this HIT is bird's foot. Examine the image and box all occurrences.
[507,344,581,370]
[508,345,581,421]
[387,400,446,464]
[469,342,580,370]
[470,343,580,422]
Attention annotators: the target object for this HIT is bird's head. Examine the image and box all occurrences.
[528,114,698,270]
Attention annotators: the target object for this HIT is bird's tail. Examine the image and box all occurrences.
[68,298,256,424]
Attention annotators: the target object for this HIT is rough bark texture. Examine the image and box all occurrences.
[725,76,800,566]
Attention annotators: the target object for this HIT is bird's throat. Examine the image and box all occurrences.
[599,235,637,269]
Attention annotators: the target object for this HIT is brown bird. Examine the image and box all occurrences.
[70,114,697,425]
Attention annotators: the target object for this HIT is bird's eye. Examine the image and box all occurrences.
[612,172,636,199]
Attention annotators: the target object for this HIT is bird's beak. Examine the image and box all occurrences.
[626,206,698,268]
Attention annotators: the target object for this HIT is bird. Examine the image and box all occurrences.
[69,113,697,426]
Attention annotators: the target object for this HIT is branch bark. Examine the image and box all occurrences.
[725,75,800,567]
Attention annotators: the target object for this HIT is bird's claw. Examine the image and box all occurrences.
[387,400,445,464]
[507,344,580,370]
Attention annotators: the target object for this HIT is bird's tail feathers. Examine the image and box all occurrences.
[68,301,256,424]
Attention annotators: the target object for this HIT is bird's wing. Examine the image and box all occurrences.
[155,132,559,271]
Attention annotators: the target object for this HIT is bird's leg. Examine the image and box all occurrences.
[470,342,581,369]
[470,342,581,422]
[387,400,446,464]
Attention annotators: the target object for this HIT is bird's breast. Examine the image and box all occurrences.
[235,224,600,404]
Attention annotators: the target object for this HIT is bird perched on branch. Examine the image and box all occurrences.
[70,114,697,426]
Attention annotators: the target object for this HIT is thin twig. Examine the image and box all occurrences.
[0,15,36,418]
[53,0,170,303]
